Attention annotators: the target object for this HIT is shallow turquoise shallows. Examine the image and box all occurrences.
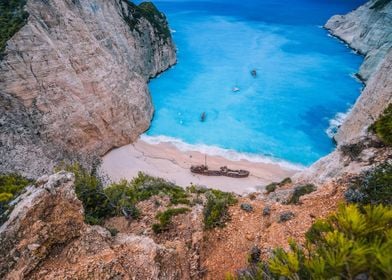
[142,0,365,167]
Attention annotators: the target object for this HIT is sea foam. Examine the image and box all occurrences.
[326,110,351,138]
[140,134,305,171]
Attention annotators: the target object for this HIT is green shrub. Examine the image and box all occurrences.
[278,211,295,223]
[0,173,31,224]
[187,184,208,194]
[345,162,392,205]
[370,104,392,146]
[340,142,365,160]
[0,0,29,56]
[279,177,292,186]
[203,189,237,229]
[58,165,191,224]
[287,184,316,204]
[107,227,119,237]
[119,1,171,40]
[230,204,392,279]
[152,207,190,233]
[265,183,277,194]
[265,178,292,194]
[58,163,115,225]
[127,172,190,205]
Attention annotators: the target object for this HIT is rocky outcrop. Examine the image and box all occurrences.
[0,172,85,279]
[335,50,392,144]
[325,0,392,81]
[0,0,176,178]
[296,0,392,184]
[0,172,191,279]
[326,0,392,144]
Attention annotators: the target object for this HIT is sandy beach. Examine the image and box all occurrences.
[100,139,300,194]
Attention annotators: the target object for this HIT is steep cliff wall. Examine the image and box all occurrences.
[296,0,392,184]
[0,0,176,178]
[325,0,392,82]
[326,0,392,144]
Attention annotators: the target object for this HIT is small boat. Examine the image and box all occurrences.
[190,165,250,178]
[232,87,240,92]
[200,112,206,122]
[251,69,257,77]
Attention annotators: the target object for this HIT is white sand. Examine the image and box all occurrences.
[100,139,300,194]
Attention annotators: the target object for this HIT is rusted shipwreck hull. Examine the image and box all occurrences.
[190,165,250,178]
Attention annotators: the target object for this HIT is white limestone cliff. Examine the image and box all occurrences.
[0,0,176,177]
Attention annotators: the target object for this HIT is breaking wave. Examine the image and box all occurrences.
[140,134,305,171]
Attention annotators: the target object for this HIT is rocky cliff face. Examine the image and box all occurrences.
[325,0,392,144]
[0,172,193,279]
[296,0,392,184]
[325,0,392,82]
[0,0,176,178]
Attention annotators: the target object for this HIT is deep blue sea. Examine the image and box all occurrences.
[141,0,365,167]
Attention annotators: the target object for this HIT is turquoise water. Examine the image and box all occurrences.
[143,0,365,167]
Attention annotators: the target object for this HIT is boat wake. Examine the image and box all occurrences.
[140,134,305,171]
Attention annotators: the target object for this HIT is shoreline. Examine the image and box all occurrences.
[100,138,300,194]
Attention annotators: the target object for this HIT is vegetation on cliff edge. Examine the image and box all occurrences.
[152,207,191,233]
[119,0,171,40]
[228,161,392,279]
[229,203,392,279]
[0,173,31,225]
[287,184,316,204]
[0,0,29,56]
[370,103,392,146]
[345,161,392,205]
[59,163,191,225]
[203,189,237,229]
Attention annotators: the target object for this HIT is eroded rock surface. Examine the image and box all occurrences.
[325,0,392,81]
[0,0,176,178]
[0,172,199,280]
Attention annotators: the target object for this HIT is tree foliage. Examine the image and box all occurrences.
[230,204,392,280]
[370,104,392,146]
[287,184,316,204]
[345,162,392,205]
[203,189,237,229]
[58,164,190,225]
[0,173,31,224]
[152,207,190,233]
[0,0,29,56]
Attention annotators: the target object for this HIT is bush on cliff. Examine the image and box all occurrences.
[152,207,190,233]
[340,142,365,160]
[286,184,316,204]
[370,104,392,146]
[0,0,29,56]
[104,172,190,220]
[265,183,277,194]
[119,1,171,40]
[203,189,237,229]
[345,161,392,205]
[58,165,190,224]
[264,178,292,194]
[0,173,31,224]
[58,163,115,225]
[229,204,392,279]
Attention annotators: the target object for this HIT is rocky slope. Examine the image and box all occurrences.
[296,0,392,184]
[0,0,176,178]
[0,172,200,279]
